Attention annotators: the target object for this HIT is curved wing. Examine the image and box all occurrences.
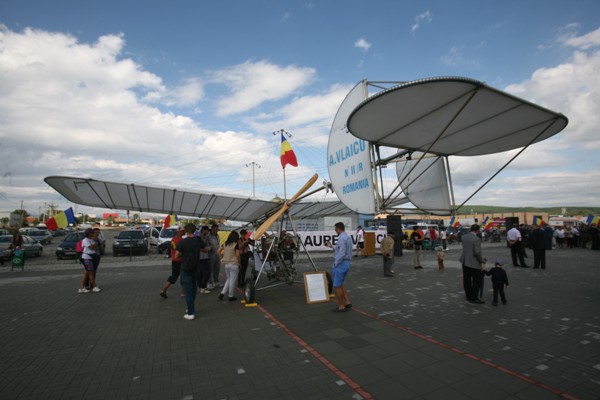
[347,76,568,156]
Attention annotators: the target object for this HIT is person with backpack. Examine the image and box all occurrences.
[78,229,101,293]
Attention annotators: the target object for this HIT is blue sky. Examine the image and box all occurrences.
[1,0,599,218]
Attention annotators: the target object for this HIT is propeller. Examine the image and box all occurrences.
[252,173,318,239]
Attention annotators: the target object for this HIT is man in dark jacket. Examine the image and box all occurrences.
[529,223,547,269]
[459,224,486,304]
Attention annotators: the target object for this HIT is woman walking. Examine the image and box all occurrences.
[219,231,240,301]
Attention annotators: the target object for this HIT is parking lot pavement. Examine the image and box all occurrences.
[0,241,598,399]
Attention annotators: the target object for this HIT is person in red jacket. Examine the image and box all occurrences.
[159,229,185,298]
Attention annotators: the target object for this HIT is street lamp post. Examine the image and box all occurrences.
[246,161,261,198]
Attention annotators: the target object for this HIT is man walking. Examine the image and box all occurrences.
[460,224,486,304]
[175,223,206,320]
[326,222,352,312]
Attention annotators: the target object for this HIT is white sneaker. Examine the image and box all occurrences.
[78,288,90,293]
[200,288,212,294]
[92,287,102,292]
[183,314,195,320]
[207,284,215,290]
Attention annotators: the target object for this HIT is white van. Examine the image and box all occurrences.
[157,226,179,253]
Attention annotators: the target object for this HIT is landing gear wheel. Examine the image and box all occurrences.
[325,272,333,294]
[244,278,256,304]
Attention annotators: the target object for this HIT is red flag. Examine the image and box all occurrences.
[280,133,298,169]
[45,217,58,231]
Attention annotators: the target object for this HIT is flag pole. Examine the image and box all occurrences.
[283,166,287,201]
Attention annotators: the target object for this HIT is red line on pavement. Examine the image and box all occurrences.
[256,304,375,400]
[352,307,578,400]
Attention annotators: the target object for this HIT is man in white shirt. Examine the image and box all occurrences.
[507,225,529,268]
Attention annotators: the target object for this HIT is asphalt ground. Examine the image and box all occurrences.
[0,240,598,400]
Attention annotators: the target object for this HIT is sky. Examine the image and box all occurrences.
[0,0,599,219]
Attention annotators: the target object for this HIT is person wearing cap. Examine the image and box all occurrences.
[78,228,101,293]
[380,231,395,277]
[459,224,486,304]
[484,259,509,306]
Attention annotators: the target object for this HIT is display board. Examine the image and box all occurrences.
[303,272,330,304]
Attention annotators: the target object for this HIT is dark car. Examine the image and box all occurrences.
[56,231,106,260]
[113,230,148,256]
[55,231,85,260]
[0,234,43,260]
[28,229,53,245]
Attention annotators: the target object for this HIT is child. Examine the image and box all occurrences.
[435,245,446,271]
[485,259,509,306]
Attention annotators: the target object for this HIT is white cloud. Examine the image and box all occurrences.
[210,60,316,117]
[0,26,235,211]
[248,84,352,139]
[145,77,204,106]
[354,38,371,52]
[411,10,432,35]
[559,24,600,49]
[440,46,481,69]
[505,27,600,149]
[280,12,291,23]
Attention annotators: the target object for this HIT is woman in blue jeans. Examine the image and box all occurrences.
[219,231,240,301]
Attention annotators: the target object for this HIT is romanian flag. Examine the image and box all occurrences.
[449,216,460,228]
[280,133,298,169]
[532,216,547,226]
[45,207,76,231]
[586,214,595,225]
[482,216,492,230]
[163,214,177,228]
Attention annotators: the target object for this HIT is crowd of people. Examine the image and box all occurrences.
[67,217,597,320]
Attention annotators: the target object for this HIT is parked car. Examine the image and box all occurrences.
[28,229,53,245]
[0,234,43,260]
[55,231,85,260]
[113,230,148,256]
[157,226,179,254]
[56,230,105,260]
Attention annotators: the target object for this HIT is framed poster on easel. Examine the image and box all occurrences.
[303,272,330,304]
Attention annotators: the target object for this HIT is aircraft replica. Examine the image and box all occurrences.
[327,76,568,216]
[45,76,568,303]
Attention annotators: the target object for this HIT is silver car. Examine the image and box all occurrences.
[0,235,44,260]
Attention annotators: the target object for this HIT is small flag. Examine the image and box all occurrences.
[586,214,595,225]
[482,216,491,230]
[163,214,177,228]
[532,216,546,226]
[280,133,298,169]
[449,216,460,228]
[45,207,76,230]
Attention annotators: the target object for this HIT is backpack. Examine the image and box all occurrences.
[75,239,83,253]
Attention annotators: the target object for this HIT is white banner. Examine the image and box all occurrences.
[297,229,388,251]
